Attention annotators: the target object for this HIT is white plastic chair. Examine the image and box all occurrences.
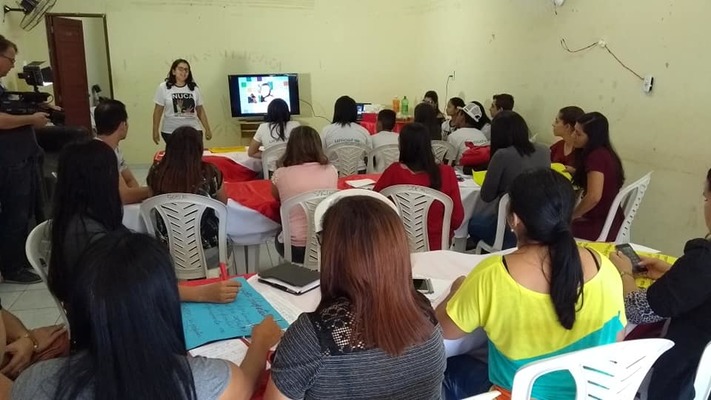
[595,172,652,243]
[261,143,287,178]
[140,194,228,280]
[694,340,711,400]
[509,338,673,400]
[325,143,370,177]
[313,190,399,269]
[25,221,71,338]
[380,185,454,252]
[366,144,400,173]
[475,193,510,254]
[279,189,338,269]
[431,140,457,166]
[530,133,539,143]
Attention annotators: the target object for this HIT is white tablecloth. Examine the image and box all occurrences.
[249,250,493,357]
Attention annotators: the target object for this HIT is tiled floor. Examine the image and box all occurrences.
[2,241,281,330]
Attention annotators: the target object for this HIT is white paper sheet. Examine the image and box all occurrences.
[346,179,376,188]
[190,339,250,365]
[257,290,305,324]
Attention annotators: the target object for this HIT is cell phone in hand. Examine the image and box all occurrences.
[413,278,434,294]
[615,244,647,273]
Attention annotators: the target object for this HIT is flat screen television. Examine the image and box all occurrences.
[228,73,300,118]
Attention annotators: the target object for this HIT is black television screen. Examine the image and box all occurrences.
[227,73,300,118]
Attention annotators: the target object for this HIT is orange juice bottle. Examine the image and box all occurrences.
[392,97,400,114]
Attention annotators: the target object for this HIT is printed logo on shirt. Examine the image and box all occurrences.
[172,92,196,116]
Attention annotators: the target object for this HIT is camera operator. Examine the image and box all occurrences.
[0,35,47,284]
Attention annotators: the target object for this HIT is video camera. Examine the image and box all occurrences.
[0,61,65,125]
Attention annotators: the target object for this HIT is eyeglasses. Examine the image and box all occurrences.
[175,66,189,72]
[0,55,16,64]
[315,231,323,245]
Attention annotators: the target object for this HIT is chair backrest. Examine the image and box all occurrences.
[140,194,228,280]
[366,144,400,173]
[279,189,339,268]
[694,340,711,400]
[25,220,71,337]
[261,143,287,178]
[313,190,400,267]
[380,185,453,252]
[596,172,652,243]
[431,140,457,166]
[510,339,674,400]
[325,143,370,177]
[491,193,510,251]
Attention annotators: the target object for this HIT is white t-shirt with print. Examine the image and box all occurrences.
[154,82,204,134]
[447,127,489,162]
[441,120,455,141]
[253,121,301,150]
[321,123,371,149]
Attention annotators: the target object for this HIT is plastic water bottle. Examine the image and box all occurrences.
[401,96,409,116]
[393,97,400,113]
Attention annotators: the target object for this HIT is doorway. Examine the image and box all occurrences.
[45,13,113,131]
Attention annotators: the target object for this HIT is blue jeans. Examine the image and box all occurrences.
[0,158,35,276]
[442,355,492,400]
[468,213,516,250]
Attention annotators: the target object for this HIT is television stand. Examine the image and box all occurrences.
[237,118,264,145]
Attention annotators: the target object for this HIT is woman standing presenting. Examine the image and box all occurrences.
[152,59,213,144]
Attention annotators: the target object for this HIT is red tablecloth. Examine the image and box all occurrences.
[360,113,412,135]
[223,174,384,223]
[152,151,258,183]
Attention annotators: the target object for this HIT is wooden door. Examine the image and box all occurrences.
[46,16,91,130]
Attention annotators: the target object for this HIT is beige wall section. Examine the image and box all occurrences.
[1,0,706,253]
[414,0,708,255]
[0,0,424,164]
[68,17,111,102]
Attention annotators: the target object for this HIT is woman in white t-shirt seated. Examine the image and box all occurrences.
[271,126,338,263]
[447,102,490,163]
[248,98,300,159]
[321,95,371,149]
[152,59,213,145]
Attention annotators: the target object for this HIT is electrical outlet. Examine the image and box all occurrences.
[643,75,654,93]
[597,40,607,49]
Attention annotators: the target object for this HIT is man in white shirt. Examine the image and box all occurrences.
[447,102,490,163]
[370,109,398,149]
[94,100,152,204]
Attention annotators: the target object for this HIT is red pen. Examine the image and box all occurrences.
[219,262,228,281]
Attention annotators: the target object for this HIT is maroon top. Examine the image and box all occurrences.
[550,140,576,167]
[374,163,464,250]
[572,147,624,241]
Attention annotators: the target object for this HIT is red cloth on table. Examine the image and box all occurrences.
[152,151,257,183]
[224,180,280,222]
[359,113,411,134]
[202,156,258,183]
[373,164,464,250]
[572,147,624,241]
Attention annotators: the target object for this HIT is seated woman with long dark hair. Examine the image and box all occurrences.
[248,98,300,159]
[49,140,239,305]
[14,231,281,400]
[437,169,625,400]
[571,112,625,241]
[374,122,464,250]
[467,111,550,250]
[264,196,446,400]
[609,168,711,399]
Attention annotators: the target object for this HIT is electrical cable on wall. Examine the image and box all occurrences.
[299,99,331,123]
[444,75,453,105]
[560,38,644,81]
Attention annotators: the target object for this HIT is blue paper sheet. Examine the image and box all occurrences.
[182,277,289,350]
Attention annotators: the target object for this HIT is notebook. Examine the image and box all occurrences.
[258,262,320,295]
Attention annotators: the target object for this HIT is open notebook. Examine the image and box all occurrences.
[258,262,320,295]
